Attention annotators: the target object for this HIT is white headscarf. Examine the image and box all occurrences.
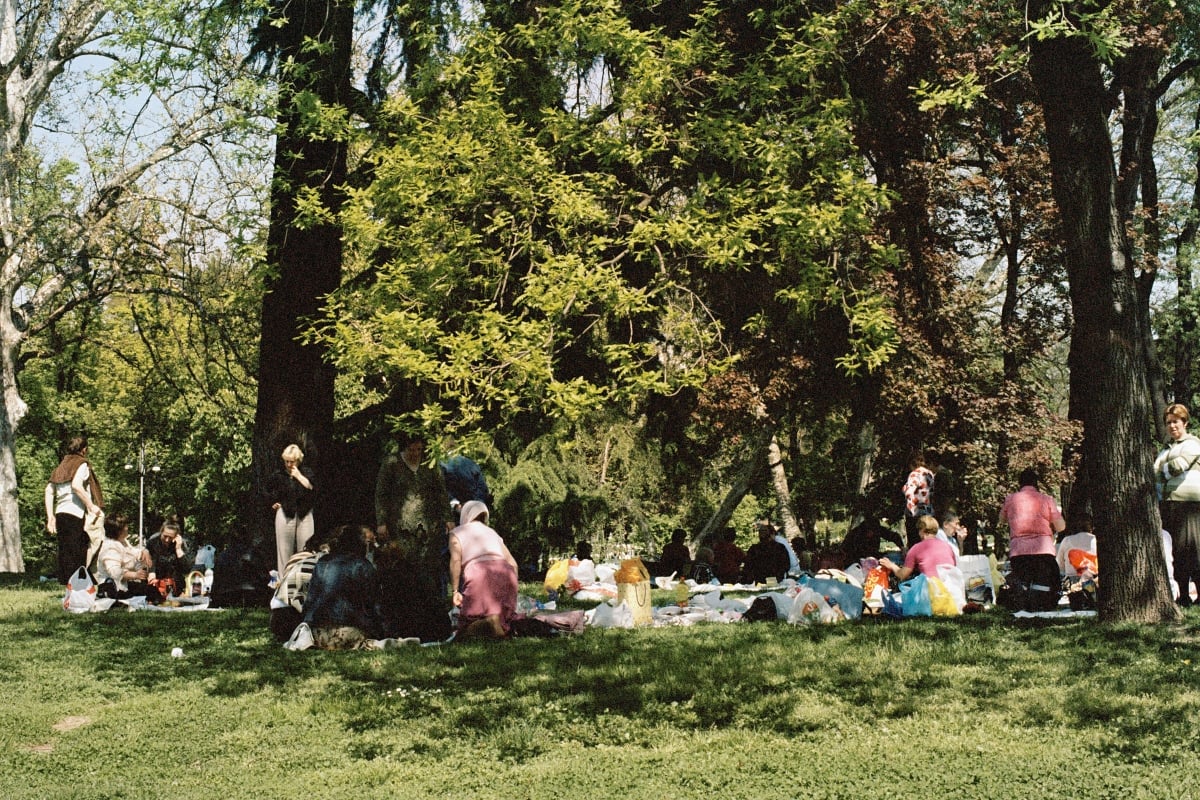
[457,500,489,527]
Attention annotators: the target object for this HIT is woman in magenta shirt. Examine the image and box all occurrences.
[1000,468,1065,605]
[881,515,956,580]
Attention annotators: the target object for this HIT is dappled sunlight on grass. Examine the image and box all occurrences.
[3,579,1200,797]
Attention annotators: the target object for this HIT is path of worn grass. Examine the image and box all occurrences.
[2,577,1198,799]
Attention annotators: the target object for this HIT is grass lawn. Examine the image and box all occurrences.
[2,576,1199,799]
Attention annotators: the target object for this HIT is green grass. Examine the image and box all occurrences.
[3,576,1200,799]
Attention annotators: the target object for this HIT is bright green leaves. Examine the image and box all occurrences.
[317,0,900,437]
[1024,0,1134,62]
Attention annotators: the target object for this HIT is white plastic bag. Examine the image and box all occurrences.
[193,544,217,571]
[284,622,314,650]
[787,587,838,624]
[567,559,596,586]
[958,554,996,605]
[936,564,967,612]
[63,567,96,613]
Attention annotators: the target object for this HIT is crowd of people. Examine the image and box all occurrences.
[46,400,1200,636]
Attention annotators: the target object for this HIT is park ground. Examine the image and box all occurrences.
[2,576,1200,799]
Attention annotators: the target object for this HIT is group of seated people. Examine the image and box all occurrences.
[93,514,198,601]
[273,500,522,649]
[655,521,817,585]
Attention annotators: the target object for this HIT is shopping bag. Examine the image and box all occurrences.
[544,559,570,593]
[788,587,839,624]
[958,555,995,605]
[800,575,863,620]
[862,566,891,608]
[935,564,966,612]
[928,576,961,616]
[615,580,653,626]
[63,566,97,613]
[899,574,932,617]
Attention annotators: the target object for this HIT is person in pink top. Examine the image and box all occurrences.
[881,515,956,580]
[448,500,519,639]
[1000,468,1065,606]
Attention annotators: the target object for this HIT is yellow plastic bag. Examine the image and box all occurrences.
[544,559,570,593]
[928,576,961,616]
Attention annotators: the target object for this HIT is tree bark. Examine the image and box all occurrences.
[1027,13,1179,622]
[692,430,770,550]
[767,432,801,541]
[251,0,353,536]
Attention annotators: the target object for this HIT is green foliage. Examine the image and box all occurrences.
[316,0,897,448]
[3,580,1200,798]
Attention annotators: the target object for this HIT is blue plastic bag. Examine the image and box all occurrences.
[899,574,932,617]
[800,575,864,620]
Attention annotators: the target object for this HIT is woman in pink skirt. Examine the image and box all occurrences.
[448,500,519,638]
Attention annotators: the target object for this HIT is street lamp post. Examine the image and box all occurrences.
[124,443,160,547]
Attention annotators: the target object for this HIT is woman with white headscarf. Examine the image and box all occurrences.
[448,501,518,638]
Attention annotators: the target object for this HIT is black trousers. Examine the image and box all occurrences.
[55,513,88,585]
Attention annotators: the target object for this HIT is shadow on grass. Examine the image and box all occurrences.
[7,579,1200,761]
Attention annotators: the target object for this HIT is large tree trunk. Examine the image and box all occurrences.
[0,293,26,571]
[251,0,354,537]
[1028,13,1178,622]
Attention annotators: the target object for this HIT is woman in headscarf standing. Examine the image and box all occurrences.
[44,435,104,584]
[448,501,518,639]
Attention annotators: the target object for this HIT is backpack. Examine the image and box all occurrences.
[743,595,779,622]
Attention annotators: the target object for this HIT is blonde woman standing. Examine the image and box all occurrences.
[266,444,316,576]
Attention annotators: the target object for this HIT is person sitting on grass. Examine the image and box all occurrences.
[659,529,692,578]
[449,500,520,640]
[880,514,956,581]
[145,520,192,595]
[301,524,393,650]
[741,523,790,584]
[97,514,160,601]
[712,527,744,584]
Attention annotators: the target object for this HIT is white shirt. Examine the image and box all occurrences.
[53,462,90,519]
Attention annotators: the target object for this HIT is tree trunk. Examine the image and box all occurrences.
[0,292,26,571]
[251,0,354,537]
[693,431,770,550]
[849,419,877,530]
[1028,15,1179,622]
[767,432,801,541]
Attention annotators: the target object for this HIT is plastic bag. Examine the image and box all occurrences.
[567,558,597,587]
[787,588,839,624]
[935,564,966,613]
[862,566,891,608]
[590,601,634,628]
[899,574,932,617]
[800,575,863,620]
[63,566,97,613]
[958,555,995,605]
[193,544,217,571]
[544,559,570,593]
[928,575,961,616]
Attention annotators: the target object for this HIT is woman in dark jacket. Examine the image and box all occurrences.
[266,443,316,577]
[301,524,388,650]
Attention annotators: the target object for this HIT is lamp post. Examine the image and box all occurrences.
[124,443,160,547]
